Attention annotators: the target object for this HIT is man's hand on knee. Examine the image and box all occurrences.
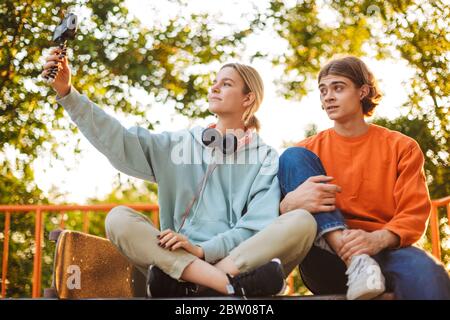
[338,229,399,262]
[280,175,341,214]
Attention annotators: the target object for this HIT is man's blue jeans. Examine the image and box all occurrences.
[278,147,450,299]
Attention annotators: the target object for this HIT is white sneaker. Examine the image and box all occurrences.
[345,254,386,300]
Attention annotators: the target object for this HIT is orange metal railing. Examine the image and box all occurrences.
[0,204,158,298]
[1,198,448,298]
[429,196,450,260]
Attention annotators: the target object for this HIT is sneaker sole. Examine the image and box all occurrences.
[347,285,386,300]
[277,280,287,296]
[146,265,154,298]
[348,289,385,300]
[271,258,287,296]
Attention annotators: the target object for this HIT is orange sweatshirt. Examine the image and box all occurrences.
[297,124,431,247]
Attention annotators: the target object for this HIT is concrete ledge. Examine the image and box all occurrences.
[16,292,394,300]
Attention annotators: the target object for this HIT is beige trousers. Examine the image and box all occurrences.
[105,205,316,280]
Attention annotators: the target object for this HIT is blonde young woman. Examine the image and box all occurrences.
[41,48,316,297]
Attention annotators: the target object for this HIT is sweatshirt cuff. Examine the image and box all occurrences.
[200,237,225,264]
[55,86,84,115]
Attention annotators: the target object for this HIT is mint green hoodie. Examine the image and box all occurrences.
[57,87,281,263]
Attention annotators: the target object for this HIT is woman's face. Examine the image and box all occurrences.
[318,74,365,123]
[208,67,248,117]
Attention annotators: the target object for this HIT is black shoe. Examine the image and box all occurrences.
[196,287,224,297]
[146,265,198,297]
[227,258,286,297]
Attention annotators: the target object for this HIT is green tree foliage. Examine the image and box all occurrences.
[1,0,249,192]
[265,1,449,135]
[0,173,48,297]
[264,1,448,178]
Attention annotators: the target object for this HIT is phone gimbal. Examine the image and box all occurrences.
[43,12,78,83]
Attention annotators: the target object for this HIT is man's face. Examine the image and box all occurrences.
[318,75,365,122]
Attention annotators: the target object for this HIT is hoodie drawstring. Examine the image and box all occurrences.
[229,163,234,228]
[177,148,217,233]
[189,148,218,224]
